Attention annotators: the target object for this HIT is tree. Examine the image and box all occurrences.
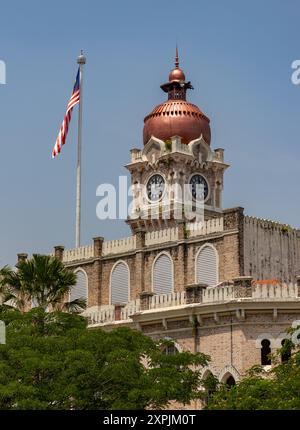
[0,254,85,312]
[207,327,300,410]
[0,266,17,309]
[0,309,209,410]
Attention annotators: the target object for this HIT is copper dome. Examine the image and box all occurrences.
[143,100,211,145]
[143,48,211,146]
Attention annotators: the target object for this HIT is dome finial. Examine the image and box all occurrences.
[167,45,185,84]
[175,45,179,68]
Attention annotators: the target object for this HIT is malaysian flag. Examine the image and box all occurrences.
[52,69,80,158]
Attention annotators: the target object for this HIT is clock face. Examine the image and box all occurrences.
[146,174,165,202]
[189,174,209,201]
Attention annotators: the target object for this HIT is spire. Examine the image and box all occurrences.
[160,47,193,100]
[175,45,179,69]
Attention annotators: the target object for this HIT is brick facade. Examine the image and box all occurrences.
[55,204,300,410]
[63,208,243,306]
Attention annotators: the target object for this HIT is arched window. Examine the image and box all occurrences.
[219,366,240,386]
[70,269,88,303]
[225,375,236,388]
[196,244,218,287]
[261,339,271,365]
[152,253,173,295]
[281,339,291,363]
[110,262,129,305]
[162,344,179,356]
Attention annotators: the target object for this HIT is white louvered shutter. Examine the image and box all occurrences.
[153,254,173,295]
[196,246,218,287]
[111,263,129,304]
[70,270,88,302]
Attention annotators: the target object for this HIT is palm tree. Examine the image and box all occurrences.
[1,254,86,313]
[0,265,20,310]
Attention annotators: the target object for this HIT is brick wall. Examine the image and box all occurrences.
[140,311,299,380]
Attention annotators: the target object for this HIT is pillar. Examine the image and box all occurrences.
[54,246,64,261]
[140,292,154,311]
[92,236,104,307]
[185,283,207,304]
[17,253,28,264]
[233,276,253,298]
[134,229,145,296]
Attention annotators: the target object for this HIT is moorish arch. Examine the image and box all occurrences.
[274,332,290,348]
[152,251,174,295]
[70,268,88,303]
[195,243,219,287]
[255,333,276,349]
[110,261,130,305]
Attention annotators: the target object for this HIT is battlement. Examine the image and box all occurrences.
[84,281,300,327]
[243,214,300,283]
[244,215,300,233]
[52,217,225,263]
[128,135,226,165]
[102,236,136,255]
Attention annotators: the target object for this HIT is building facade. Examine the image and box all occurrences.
[42,51,300,406]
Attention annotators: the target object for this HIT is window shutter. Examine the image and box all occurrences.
[70,270,88,302]
[196,246,218,287]
[153,254,173,295]
[111,262,129,304]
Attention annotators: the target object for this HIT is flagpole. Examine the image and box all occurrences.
[76,51,86,248]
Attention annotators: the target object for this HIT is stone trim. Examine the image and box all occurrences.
[218,365,240,383]
[134,319,299,337]
[131,300,300,325]
[255,333,277,349]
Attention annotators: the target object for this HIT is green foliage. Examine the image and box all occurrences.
[201,373,219,406]
[164,139,172,151]
[0,255,85,312]
[0,309,209,410]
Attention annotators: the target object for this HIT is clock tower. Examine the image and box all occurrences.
[126,49,229,234]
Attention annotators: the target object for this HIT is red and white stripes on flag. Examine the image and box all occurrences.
[52,68,80,158]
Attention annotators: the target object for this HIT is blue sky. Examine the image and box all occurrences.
[0,0,300,266]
